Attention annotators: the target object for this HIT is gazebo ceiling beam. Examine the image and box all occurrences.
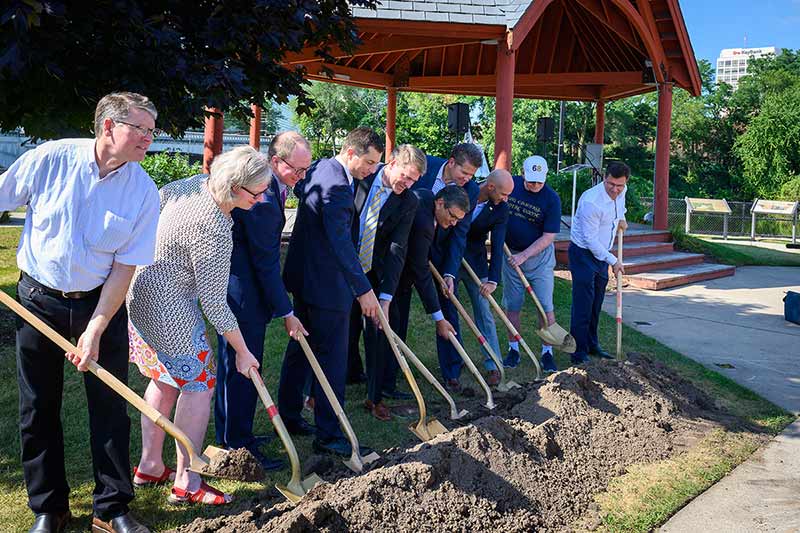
[284,35,489,64]
[573,0,642,52]
[665,0,702,95]
[571,1,642,70]
[407,71,642,89]
[607,0,666,82]
[306,63,393,88]
[560,2,592,70]
[510,0,558,51]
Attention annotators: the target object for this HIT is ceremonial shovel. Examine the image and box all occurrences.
[248,368,323,503]
[0,290,224,475]
[295,333,379,473]
[616,227,625,360]
[501,244,577,353]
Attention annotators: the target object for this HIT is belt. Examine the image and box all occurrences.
[20,272,103,300]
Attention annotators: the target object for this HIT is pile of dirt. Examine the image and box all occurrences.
[202,447,265,482]
[177,354,741,533]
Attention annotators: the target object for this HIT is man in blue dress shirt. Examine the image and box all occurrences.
[0,92,160,533]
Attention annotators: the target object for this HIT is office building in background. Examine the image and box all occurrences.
[716,46,777,89]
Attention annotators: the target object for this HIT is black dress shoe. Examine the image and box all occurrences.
[282,418,315,436]
[29,511,70,533]
[312,437,374,458]
[247,446,285,472]
[589,346,613,359]
[91,512,150,533]
[383,389,413,400]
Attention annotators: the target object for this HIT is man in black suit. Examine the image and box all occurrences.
[412,143,482,390]
[349,144,426,421]
[278,127,382,457]
[384,186,467,394]
[215,132,311,470]
[459,169,514,386]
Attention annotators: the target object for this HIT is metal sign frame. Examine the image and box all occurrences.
[750,199,799,244]
[684,197,732,239]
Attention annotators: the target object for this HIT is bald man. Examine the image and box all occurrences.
[502,156,562,373]
[458,169,515,386]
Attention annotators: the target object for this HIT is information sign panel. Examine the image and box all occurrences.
[751,199,798,216]
[685,197,732,214]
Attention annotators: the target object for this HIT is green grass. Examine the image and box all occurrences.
[671,227,800,267]
[0,225,793,532]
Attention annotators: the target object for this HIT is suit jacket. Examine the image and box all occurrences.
[411,155,480,277]
[463,201,509,283]
[398,190,440,314]
[227,177,291,323]
[353,166,419,297]
[283,157,371,313]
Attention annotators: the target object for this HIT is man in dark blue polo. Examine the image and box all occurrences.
[412,143,481,391]
[215,131,311,470]
[459,168,514,386]
[278,127,382,457]
[502,155,562,373]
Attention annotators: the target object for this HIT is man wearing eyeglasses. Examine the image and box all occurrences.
[214,131,311,470]
[0,92,160,533]
[411,143,481,391]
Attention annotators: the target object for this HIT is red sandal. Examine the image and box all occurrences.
[133,465,176,487]
[168,481,232,506]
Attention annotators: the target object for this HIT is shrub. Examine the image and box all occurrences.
[140,151,202,189]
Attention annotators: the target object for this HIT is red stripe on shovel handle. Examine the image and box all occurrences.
[525,286,534,294]
[478,335,486,344]
[514,334,521,341]
[616,317,622,324]
[267,405,279,419]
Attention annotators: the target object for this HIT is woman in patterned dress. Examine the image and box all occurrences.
[127,146,271,505]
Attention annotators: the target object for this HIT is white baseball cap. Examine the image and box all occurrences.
[523,155,548,183]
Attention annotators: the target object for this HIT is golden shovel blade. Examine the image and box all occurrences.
[277,473,325,504]
[186,445,227,475]
[410,418,448,441]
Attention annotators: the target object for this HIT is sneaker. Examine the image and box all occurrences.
[541,352,557,373]
[503,348,521,368]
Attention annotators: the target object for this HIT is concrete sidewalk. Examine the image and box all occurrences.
[600,266,800,532]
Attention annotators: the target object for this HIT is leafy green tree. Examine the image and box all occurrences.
[140,152,202,188]
[1,0,376,139]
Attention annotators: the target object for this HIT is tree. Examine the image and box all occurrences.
[0,0,376,139]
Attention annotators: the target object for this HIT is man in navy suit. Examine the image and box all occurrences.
[459,169,514,386]
[349,144,425,421]
[383,187,465,394]
[412,143,482,390]
[215,131,311,470]
[278,127,383,457]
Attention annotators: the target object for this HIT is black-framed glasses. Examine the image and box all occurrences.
[114,120,163,138]
[240,185,268,200]
[279,157,308,177]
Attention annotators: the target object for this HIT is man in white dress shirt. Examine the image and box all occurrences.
[568,162,630,365]
[0,92,160,533]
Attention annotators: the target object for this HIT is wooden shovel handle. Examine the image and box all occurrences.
[0,289,202,462]
[501,244,548,322]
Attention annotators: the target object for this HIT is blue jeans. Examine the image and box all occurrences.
[459,269,500,371]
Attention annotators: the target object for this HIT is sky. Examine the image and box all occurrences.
[680,0,800,64]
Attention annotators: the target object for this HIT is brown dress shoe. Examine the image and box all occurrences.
[91,512,151,533]
[445,378,461,393]
[486,369,501,386]
[370,401,392,421]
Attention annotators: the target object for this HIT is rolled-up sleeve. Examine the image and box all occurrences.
[190,228,239,334]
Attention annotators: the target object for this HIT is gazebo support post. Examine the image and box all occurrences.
[249,104,262,150]
[654,82,673,230]
[494,38,515,171]
[203,107,224,173]
[386,87,397,160]
[594,99,605,145]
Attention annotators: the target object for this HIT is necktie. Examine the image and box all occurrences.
[280,188,287,207]
[359,187,386,273]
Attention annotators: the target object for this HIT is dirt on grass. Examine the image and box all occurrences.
[176,353,752,533]
[202,447,265,482]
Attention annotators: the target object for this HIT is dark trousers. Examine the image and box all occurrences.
[435,281,464,381]
[568,243,609,355]
[277,295,348,442]
[16,275,133,520]
[380,286,416,394]
[215,320,267,449]
[347,304,365,381]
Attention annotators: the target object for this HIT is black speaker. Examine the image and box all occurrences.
[448,103,470,134]
[537,117,555,142]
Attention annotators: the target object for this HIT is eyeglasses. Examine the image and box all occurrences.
[240,185,268,200]
[114,120,163,138]
[279,157,308,177]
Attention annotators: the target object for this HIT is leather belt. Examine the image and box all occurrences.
[20,272,103,300]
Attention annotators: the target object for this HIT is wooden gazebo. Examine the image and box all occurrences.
[206,0,701,230]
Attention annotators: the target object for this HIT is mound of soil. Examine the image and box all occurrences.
[177,354,744,533]
[202,447,265,482]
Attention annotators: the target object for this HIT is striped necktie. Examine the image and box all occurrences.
[358,187,386,273]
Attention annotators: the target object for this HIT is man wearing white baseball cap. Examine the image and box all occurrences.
[501,155,562,372]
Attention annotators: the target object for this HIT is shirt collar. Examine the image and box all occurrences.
[334,155,354,185]
[435,161,446,184]
[86,140,128,182]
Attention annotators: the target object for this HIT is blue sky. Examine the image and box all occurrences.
[681,0,800,64]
